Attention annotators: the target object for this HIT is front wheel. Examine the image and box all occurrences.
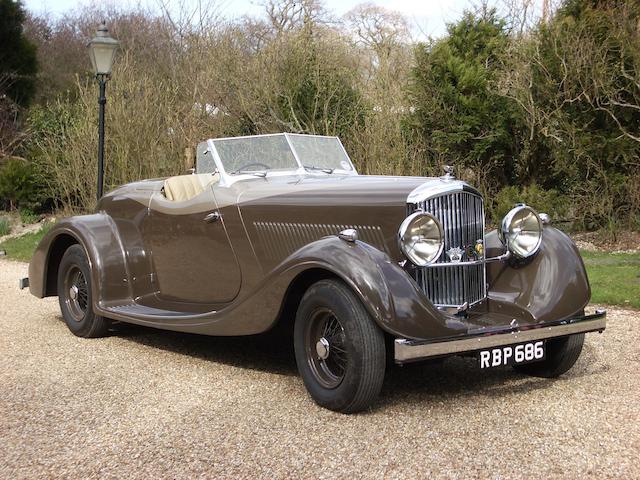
[57,244,110,338]
[294,279,386,413]
[513,333,585,377]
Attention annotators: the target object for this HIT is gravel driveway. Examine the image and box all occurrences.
[1,258,638,479]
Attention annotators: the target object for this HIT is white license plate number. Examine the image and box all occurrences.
[478,341,545,369]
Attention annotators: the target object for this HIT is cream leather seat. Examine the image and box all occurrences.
[163,173,220,201]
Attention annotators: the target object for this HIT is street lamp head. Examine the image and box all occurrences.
[88,22,119,77]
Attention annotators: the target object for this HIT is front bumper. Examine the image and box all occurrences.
[394,309,607,364]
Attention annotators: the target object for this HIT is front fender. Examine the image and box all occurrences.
[28,214,130,306]
[277,237,465,340]
[485,226,590,322]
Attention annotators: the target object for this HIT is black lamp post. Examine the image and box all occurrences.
[88,23,119,202]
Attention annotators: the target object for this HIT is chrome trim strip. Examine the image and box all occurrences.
[424,251,510,267]
[394,310,607,363]
[435,298,484,310]
[407,179,480,204]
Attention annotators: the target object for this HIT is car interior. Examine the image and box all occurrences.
[162,173,220,201]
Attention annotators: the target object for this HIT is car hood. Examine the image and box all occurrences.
[232,174,464,265]
[234,174,434,208]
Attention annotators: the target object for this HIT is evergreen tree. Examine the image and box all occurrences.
[407,8,521,192]
[0,0,38,107]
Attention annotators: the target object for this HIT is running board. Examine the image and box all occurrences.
[394,309,607,364]
[105,303,192,317]
[100,302,217,322]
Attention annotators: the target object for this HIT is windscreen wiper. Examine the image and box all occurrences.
[304,165,334,174]
[231,169,268,177]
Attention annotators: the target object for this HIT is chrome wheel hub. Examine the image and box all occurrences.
[316,337,330,360]
[69,285,79,300]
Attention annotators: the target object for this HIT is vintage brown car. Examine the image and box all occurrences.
[26,133,606,413]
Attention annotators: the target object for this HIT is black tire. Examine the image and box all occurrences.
[513,333,585,378]
[57,244,109,338]
[294,279,386,413]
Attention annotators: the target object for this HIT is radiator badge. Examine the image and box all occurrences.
[450,240,484,263]
[475,239,484,259]
[446,247,464,263]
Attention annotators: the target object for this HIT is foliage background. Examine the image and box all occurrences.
[0,0,638,232]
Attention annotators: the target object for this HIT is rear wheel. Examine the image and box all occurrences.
[294,279,385,413]
[57,244,109,338]
[513,333,585,377]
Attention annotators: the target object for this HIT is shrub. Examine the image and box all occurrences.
[0,158,46,211]
[19,208,38,224]
[491,184,569,226]
[498,0,640,231]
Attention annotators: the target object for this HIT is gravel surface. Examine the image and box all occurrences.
[1,258,638,479]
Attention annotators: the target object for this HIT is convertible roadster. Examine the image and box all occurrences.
[26,133,606,413]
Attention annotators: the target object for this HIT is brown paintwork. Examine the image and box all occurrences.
[28,171,593,341]
[146,190,242,303]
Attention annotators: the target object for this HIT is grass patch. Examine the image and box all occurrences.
[0,223,53,262]
[581,250,640,309]
[0,218,10,236]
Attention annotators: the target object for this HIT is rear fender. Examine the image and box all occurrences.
[28,214,130,306]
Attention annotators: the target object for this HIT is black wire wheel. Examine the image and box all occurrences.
[294,279,386,413]
[63,266,89,322]
[305,308,348,389]
[57,244,110,338]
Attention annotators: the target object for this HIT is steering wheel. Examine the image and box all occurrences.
[235,162,271,172]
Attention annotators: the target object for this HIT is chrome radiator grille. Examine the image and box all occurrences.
[409,191,486,307]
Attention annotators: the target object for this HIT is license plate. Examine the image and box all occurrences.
[478,340,545,369]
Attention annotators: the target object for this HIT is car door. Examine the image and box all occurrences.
[145,185,241,304]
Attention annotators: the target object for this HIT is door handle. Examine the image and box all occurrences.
[203,211,221,223]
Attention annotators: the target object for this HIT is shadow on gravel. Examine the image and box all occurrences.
[112,321,299,377]
[379,344,605,408]
[105,320,603,410]
[381,358,537,404]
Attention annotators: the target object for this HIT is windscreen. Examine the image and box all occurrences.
[287,135,354,172]
[213,135,298,174]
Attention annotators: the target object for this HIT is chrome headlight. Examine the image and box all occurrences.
[398,212,444,266]
[499,205,543,258]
